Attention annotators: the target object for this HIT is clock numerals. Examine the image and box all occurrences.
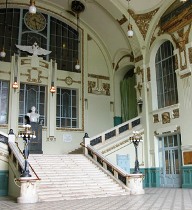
[24,12,46,31]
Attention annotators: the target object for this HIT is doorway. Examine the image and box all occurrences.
[159,134,181,188]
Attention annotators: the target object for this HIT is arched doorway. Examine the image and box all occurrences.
[120,67,137,122]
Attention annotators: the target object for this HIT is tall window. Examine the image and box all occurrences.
[0,8,79,72]
[155,41,178,108]
[56,88,78,128]
[19,84,46,125]
[0,80,9,124]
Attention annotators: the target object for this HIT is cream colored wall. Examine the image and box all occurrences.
[0,25,116,154]
[104,141,144,170]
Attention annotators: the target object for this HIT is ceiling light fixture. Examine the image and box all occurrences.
[127,0,133,38]
[71,0,85,71]
[29,0,36,14]
[0,0,8,58]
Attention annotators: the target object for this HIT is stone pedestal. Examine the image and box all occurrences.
[17,177,39,203]
[126,174,145,195]
[30,122,43,154]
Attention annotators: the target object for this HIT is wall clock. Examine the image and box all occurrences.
[24,12,46,31]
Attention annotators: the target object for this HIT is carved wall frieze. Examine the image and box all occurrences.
[172,108,179,119]
[162,112,170,124]
[129,8,159,39]
[57,76,81,86]
[153,114,159,123]
[88,81,96,93]
[20,68,45,83]
[188,47,192,64]
[21,59,31,65]
[39,61,49,69]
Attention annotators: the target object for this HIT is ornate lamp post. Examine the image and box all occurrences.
[18,124,36,177]
[129,131,143,174]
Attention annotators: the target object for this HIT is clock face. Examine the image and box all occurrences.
[24,12,46,31]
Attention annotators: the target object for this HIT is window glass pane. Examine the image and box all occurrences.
[56,87,78,128]
[155,41,178,108]
[19,84,46,126]
[0,80,9,124]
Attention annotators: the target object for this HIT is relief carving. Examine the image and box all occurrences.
[162,112,170,124]
[129,8,159,39]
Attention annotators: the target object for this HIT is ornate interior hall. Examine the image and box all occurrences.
[0,0,192,208]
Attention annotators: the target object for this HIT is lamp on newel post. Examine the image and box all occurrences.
[129,131,143,174]
[18,123,36,177]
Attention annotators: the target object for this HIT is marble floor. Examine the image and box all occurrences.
[1,188,192,210]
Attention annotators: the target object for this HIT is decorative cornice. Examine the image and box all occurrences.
[129,8,159,39]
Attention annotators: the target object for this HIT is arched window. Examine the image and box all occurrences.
[155,41,178,108]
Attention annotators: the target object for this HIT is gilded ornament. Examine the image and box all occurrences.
[129,8,159,39]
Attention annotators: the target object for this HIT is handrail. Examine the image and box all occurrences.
[84,144,144,188]
[90,116,141,146]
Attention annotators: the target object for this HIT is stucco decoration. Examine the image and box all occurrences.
[20,68,43,83]
[88,74,110,96]
[162,112,170,124]
[188,47,192,64]
[134,55,143,63]
[128,8,159,40]
[172,108,179,119]
[88,81,96,93]
[153,114,159,123]
[160,5,192,34]
[57,76,81,86]
[171,24,191,70]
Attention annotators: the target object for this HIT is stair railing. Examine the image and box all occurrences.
[89,116,141,146]
[81,130,145,195]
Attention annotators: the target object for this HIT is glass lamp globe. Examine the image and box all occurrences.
[0,49,6,57]
[29,5,36,13]
[75,60,80,70]
[127,24,133,38]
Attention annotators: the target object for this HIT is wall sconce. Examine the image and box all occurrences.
[50,82,56,96]
[137,97,143,113]
[29,0,36,14]
[12,80,19,90]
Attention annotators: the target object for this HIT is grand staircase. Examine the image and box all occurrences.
[28,154,129,201]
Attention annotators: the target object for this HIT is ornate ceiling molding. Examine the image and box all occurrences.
[129,8,159,40]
